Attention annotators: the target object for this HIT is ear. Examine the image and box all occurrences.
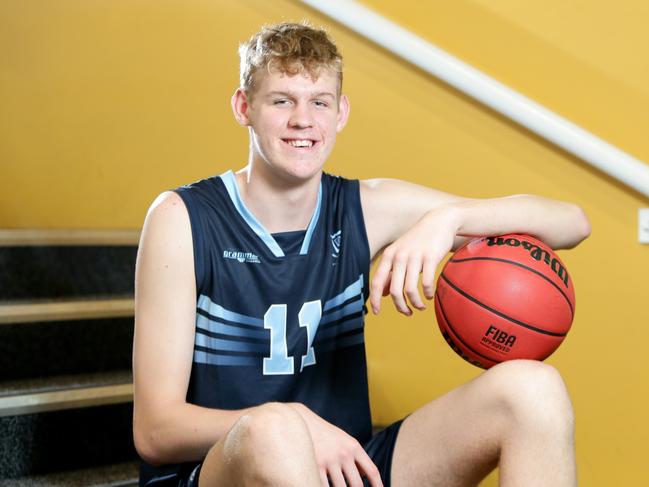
[336,94,350,132]
[231,88,251,126]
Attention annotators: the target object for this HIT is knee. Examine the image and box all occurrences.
[200,403,313,486]
[223,402,309,460]
[486,360,574,435]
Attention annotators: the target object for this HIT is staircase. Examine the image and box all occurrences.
[0,230,140,486]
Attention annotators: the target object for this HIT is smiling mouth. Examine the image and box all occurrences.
[282,138,317,149]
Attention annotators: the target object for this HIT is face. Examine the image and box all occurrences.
[232,68,349,183]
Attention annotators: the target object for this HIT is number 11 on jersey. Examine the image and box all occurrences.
[263,301,322,375]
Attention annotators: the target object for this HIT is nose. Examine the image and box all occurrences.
[288,102,314,129]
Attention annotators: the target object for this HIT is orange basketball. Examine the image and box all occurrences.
[434,234,575,369]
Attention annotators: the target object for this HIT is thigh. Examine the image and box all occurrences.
[390,363,518,487]
[195,432,231,487]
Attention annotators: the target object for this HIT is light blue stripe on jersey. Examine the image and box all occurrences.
[219,170,322,257]
[299,183,322,255]
[219,170,284,257]
[320,296,364,325]
[197,294,263,327]
[194,350,258,367]
[196,314,268,340]
[195,332,268,353]
[323,274,364,311]
[316,316,363,341]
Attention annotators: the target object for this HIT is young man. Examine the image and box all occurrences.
[133,22,590,487]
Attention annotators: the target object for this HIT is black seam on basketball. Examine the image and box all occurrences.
[436,291,497,364]
[439,273,567,337]
[448,256,574,318]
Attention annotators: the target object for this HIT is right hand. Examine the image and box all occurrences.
[289,403,384,487]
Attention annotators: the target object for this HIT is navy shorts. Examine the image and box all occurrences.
[177,419,404,487]
[361,419,403,487]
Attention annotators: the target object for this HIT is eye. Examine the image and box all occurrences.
[273,99,291,106]
[313,100,329,108]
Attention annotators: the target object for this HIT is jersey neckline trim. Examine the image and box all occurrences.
[218,170,322,257]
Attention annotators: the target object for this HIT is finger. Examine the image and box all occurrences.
[381,270,391,297]
[355,452,383,487]
[404,256,425,310]
[421,254,437,300]
[370,250,394,314]
[389,252,411,315]
[341,460,364,487]
[319,469,329,487]
[328,467,347,487]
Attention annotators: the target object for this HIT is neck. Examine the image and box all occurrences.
[234,164,321,234]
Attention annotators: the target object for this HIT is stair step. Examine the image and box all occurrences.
[0,246,137,302]
[0,229,140,246]
[0,316,133,382]
[0,298,133,325]
[0,402,137,478]
[0,371,133,417]
[0,461,138,486]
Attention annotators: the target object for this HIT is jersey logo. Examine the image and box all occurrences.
[330,230,342,260]
[222,250,261,264]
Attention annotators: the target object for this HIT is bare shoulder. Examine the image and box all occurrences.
[138,191,193,258]
[136,190,194,300]
[143,191,190,233]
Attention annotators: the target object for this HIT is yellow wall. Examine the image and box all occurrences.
[1,1,648,485]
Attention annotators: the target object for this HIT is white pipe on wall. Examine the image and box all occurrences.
[299,0,649,198]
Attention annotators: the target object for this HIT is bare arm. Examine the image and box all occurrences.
[360,178,591,315]
[361,178,468,259]
[132,191,252,465]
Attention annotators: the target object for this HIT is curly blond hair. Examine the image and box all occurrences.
[239,22,343,97]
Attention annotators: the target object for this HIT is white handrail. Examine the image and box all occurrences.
[299,0,649,198]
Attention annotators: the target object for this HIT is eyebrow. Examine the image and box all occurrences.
[267,91,336,99]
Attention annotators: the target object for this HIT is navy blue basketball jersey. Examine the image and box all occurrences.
[140,170,372,485]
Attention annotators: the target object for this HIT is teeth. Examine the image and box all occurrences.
[286,139,313,148]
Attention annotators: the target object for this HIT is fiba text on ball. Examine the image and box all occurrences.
[481,325,516,353]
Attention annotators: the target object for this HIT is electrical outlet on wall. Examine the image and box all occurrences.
[639,209,649,244]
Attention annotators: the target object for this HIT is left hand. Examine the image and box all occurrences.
[288,403,384,487]
[370,209,459,316]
